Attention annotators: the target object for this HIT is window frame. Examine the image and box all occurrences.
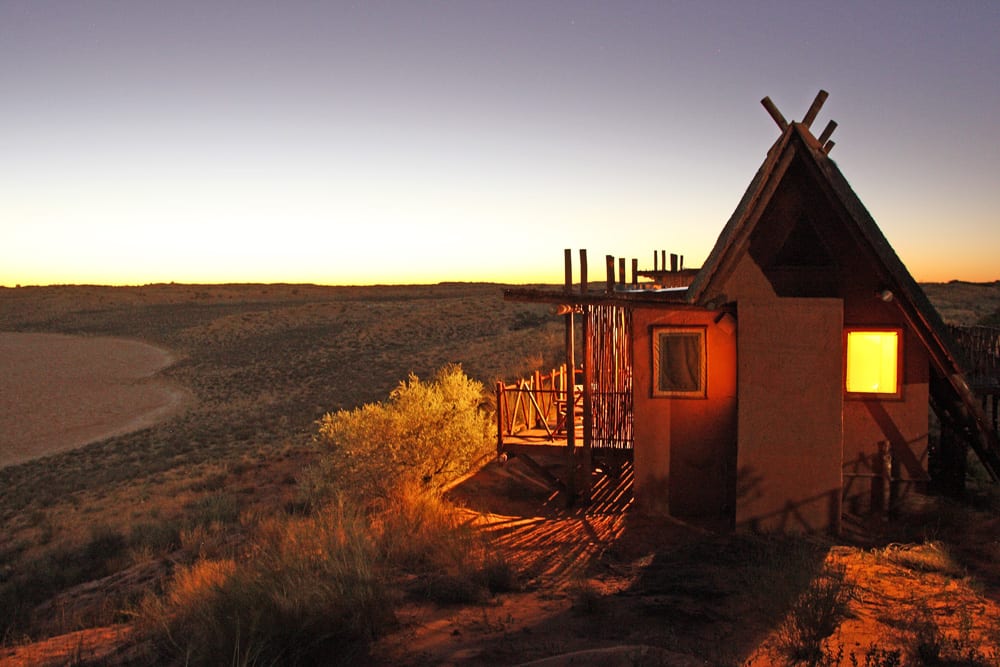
[651,325,708,399]
[844,327,903,399]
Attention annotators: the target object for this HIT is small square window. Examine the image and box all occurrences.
[652,326,706,398]
[845,329,900,395]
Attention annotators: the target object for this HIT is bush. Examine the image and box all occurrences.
[311,364,492,505]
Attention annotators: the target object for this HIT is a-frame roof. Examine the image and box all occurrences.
[687,116,1000,480]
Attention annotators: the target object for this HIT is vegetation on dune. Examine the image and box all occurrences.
[3,283,1000,665]
[308,363,494,504]
[135,364,516,666]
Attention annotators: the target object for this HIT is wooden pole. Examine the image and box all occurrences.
[579,249,588,294]
[618,257,625,285]
[605,255,615,293]
[761,96,788,131]
[817,120,837,146]
[631,258,638,286]
[801,89,829,129]
[582,304,593,503]
[565,255,577,506]
[653,250,659,272]
[533,369,541,428]
[878,440,891,517]
[564,248,573,293]
[496,381,505,457]
[670,253,678,272]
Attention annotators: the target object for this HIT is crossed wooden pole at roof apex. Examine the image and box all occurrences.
[761,89,838,154]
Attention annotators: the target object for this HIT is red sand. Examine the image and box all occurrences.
[0,333,190,469]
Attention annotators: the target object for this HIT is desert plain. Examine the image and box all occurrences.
[1,280,1000,665]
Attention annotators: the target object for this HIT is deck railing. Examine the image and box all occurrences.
[495,365,575,446]
[495,364,633,452]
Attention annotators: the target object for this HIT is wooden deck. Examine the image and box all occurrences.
[500,425,581,456]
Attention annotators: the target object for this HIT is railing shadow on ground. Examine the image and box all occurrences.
[441,453,836,666]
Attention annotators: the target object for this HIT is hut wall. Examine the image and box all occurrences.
[841,311,931,514]
[631,307,737,521]
[734,296,844,533]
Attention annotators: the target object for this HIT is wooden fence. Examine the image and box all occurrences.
[949,324,1000,435]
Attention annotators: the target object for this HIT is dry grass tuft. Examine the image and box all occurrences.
[874,541,965,578]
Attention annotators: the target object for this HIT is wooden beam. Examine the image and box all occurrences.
[802,89,829,129]
[495,381,504,456]
[564,249,572,292]
[761,96,788,131]
[504,286,698,307]
[514,453,567,494]
[579,249,588,294]
[817,120,837,146]
[582,305,593,504]
[564,298,576,505]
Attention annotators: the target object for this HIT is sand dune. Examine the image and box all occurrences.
[0,333,190,468]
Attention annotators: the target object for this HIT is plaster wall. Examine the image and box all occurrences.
[631,307,737,520]
[841,328,931,513]
[735,297,844,533]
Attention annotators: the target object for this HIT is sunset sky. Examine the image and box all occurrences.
[2,1,997,287]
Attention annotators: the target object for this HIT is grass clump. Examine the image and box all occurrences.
[903,606,1000,667]
[138,491,515,665]
[875,541,965,578]
[376,484,518,604]
[138,501,392,666]
[0,524,128,638]
[774,564,856,665]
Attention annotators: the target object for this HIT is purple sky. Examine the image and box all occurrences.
[2,1,998,285]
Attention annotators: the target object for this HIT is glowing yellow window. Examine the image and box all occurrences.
[845,330,900,394]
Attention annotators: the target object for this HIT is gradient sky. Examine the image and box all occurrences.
[2,1,997,286]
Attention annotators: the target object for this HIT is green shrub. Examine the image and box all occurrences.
[311,364,492,505]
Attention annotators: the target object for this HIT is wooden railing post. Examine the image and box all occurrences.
[565,254,577,506]
[582,304,593,503]
[496,381,505,456]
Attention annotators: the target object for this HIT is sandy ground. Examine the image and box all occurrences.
[0,333,191,469]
